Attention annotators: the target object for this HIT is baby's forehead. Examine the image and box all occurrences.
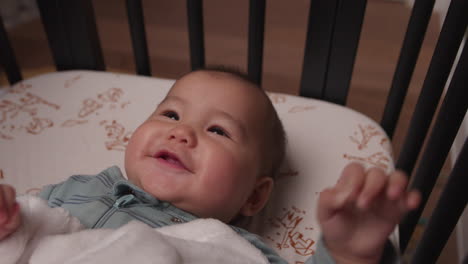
[178,70,255,89]
[168,70,274,118]
[170,71,264,99]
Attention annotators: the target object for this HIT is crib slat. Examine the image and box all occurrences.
[126,0,151,76]
[395,0,468,177]
[410,138,468,264]
[187,0,205,70]
[323,0,367,105]
[399,36,468,253]
[36,0,72,70]
[380,0,436,139]
[62,0,105,71]
[37,0,105,71]
[299,0,339,99]
[247,0,266,85]
[0,15,22,84]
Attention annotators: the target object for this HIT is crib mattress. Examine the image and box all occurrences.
[0,70,395,263]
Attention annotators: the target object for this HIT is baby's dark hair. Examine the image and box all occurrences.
[186,66,287,180]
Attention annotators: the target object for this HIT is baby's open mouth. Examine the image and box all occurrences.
[154,151,189,171]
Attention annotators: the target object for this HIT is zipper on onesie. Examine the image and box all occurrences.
[92,194,136,228]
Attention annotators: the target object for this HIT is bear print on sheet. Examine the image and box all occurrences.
[344,124,392,171]
[264,164,316,261]
[343,152,391,170]
[100,120,132,151]
[60,86,133,152]
[269,94,287,104]
[349,124,384,150]
[288,105,316,114]
[0,82,60,140]
[266,206,316,258]
[64,74,82,88]
[61,87,128,127]
[269,93,317,114]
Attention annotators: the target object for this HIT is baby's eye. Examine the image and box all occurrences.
[208,126,230,138]
[162,111,179,121]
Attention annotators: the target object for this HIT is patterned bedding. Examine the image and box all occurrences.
[0,70,395,263]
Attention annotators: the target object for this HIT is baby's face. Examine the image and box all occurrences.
[125,71,272,222]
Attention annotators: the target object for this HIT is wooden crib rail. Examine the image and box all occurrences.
[36,0,104,71]
[3,0,365,106]
[0,15,22,84]
[389,0,468,257]
[399,33,468,255]
[384,0,468,253]
[395,0,467,179]
[397,0,467,254]
[411,138,468,263]
[299,0,367,105]
[380,0,436,140]
[316,0,367,105]
[126,0,151,76]
[247,0,265,85]
[186,0,205,71]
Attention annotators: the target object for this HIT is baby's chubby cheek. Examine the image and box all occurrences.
[123,134,145,181]
[207,161,257,197]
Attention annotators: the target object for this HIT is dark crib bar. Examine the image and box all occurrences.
[410,138,468,264]
[187,0,205,70]
[399,36,468,253]
[299,0,339,99]
[323,0,367,105]
[126,0,151,76]
[0,15,22,84]
[395,0,468,177]
[247,0,266,85]
[380,0,435,139]
[37,0,105,71]
[37,0,72,70]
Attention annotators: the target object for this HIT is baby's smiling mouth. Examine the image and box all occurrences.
[154,151,190,171]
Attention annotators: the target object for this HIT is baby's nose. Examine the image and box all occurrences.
[167,125,197,147]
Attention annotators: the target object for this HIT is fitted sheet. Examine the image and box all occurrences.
[0,70,395,263]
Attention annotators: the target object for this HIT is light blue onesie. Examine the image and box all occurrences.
[39,166,397,264]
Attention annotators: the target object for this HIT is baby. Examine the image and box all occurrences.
[0,68,420,263]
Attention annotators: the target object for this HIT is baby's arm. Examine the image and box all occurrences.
[0,184,21,241]
[317,163,420,264]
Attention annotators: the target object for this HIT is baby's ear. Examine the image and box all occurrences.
[240,176,274,216]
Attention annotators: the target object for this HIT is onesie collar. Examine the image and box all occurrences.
[109,167,198,222]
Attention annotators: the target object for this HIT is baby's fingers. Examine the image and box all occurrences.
[405,190,421,211]
[318,163,365,221]
[0,202,21,240]
[335,163,367,205]
[386,189,421,222]
[0,185,17,224]
[318,188,344,222]
[357,167,387,209]
[385,171,421,216]
[386,170,409,200]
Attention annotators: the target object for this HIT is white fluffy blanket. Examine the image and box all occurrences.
[1,195,268,264]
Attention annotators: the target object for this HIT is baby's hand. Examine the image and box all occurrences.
[317,163,420,264]
[0,184,21,241]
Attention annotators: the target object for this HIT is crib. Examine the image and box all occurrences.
[0,0,467,263]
